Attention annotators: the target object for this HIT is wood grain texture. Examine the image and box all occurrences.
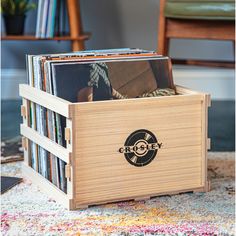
[19,84,72,118]
[21,85,209,209]
[166,19,235,40]
[70,93,206,206]
[176,85,200,95]
[21,124,71,164]
[75,184,206,209]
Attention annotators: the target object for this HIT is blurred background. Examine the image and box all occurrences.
[1,0,235,151]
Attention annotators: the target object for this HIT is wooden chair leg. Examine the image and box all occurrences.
[157,0,169,55]
[163,38,169,56]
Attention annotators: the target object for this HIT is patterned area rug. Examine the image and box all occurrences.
[1,152,235,236]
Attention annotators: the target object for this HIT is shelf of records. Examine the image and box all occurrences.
[36,0,66,38]
[21,48,178,194]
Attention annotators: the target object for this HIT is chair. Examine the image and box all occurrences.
[158,0,235,67]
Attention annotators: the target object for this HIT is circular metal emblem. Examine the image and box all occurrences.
[119,129,162,167]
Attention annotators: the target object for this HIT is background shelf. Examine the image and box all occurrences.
[1,34,91,41]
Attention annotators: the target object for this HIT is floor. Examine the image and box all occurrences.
[1,153,235,235]
[1,100,235,151]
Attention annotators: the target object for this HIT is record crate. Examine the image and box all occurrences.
[20,84,211,210]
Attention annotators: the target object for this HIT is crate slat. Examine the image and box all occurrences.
[20,124,71,164]
[19,84,72,118]
[22,164,73,209]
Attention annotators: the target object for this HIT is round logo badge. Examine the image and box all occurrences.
[119,129,162,167]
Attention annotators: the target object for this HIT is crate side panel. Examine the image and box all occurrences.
[22,164,72,209]
[72,98,203,206]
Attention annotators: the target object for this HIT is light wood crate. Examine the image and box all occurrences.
[20,84,211,210]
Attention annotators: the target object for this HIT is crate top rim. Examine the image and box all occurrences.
[19,84,210,118]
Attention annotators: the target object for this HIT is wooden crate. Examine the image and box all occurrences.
[20,84,211,210]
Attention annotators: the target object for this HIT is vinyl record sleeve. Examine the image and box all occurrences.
[1,176,23,194]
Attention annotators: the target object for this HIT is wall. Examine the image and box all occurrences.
[1,0,235,99]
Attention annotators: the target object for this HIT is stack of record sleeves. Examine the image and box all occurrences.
[26,48,176,192]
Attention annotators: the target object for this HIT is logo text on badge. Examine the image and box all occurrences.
[119,129,162,167]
